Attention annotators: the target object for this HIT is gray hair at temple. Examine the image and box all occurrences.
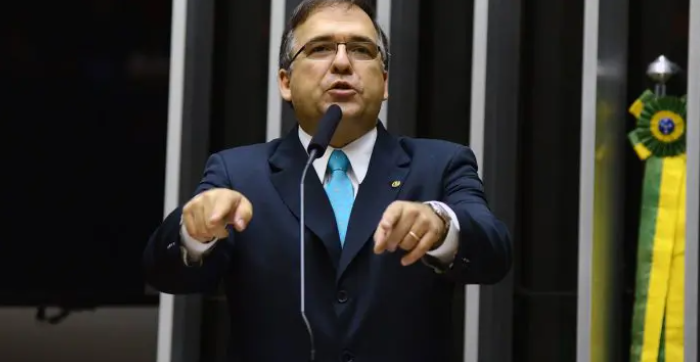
[278,0,390,71]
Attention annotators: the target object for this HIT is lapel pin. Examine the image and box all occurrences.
[391,180,401,188]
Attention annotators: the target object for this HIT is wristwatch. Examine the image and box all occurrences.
[420,202,454,274]
[426,202,451,251]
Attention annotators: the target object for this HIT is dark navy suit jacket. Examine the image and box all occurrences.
[143,124,512,362]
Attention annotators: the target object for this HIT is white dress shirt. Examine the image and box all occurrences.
[180,127,461,265]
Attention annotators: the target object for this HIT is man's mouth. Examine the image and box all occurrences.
[329,82,354,91]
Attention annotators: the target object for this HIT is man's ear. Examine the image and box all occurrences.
[383,71,389,100]
[278,68,292,101]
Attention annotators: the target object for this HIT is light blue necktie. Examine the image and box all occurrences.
[325,150,354,246]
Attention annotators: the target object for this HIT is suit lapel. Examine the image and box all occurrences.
[269,128,342,267]
[337,125,411,281]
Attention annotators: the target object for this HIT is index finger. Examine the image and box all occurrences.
[209,194,241,225]
[379,202,403,230]
[231,196,253,231]
[373,202,403,253]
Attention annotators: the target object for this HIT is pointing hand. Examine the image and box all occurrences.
[182,188,253,242]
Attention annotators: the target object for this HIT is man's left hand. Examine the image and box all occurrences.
[373,201,446,266]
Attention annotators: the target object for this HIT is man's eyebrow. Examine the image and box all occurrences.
[304,34,377,43]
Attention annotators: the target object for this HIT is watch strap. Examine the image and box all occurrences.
[426,202,451,250]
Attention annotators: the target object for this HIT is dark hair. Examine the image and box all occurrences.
[278,0,390,71]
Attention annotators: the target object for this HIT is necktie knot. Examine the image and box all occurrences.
[328,150,350,172]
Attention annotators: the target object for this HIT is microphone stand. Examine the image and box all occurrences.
[300,148,319,361]
[297,103,341,361]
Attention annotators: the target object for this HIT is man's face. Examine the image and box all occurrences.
[278,5,388,136]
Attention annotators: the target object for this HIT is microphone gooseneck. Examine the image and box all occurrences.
[299,104,343,362]
[300,150,318,362]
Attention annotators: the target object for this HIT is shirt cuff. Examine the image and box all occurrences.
[424,201,461,264]
[179,223,218,265]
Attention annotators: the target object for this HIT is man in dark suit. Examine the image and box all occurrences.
[143,1,512,361]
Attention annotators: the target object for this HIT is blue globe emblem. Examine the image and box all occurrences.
[658,118,675,135]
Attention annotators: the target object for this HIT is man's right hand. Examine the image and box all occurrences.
[182,188,253,243]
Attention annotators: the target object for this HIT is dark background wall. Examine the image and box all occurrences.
[2,1,168,361]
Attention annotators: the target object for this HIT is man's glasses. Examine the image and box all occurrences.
[290,40,382,64]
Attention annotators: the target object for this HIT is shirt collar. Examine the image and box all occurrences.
[298,125,377,184]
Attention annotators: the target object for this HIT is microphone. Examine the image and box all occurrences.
[300,104,343,361]
[306,104,343,159]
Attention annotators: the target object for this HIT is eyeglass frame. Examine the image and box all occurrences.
[287,36,386,68]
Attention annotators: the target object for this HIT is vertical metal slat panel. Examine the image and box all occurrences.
[159,0,217,360]
[465,0,489,361]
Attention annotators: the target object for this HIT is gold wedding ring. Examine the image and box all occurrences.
[408,231,421,241]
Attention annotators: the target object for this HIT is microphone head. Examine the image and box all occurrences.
[306,104,343,157]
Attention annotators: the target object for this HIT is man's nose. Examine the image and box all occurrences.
[331,44,352,71]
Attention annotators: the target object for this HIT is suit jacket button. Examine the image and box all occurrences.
[336,290,349,304]
[341,350,354,362]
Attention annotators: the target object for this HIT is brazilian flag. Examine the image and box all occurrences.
[628,90,686,362]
